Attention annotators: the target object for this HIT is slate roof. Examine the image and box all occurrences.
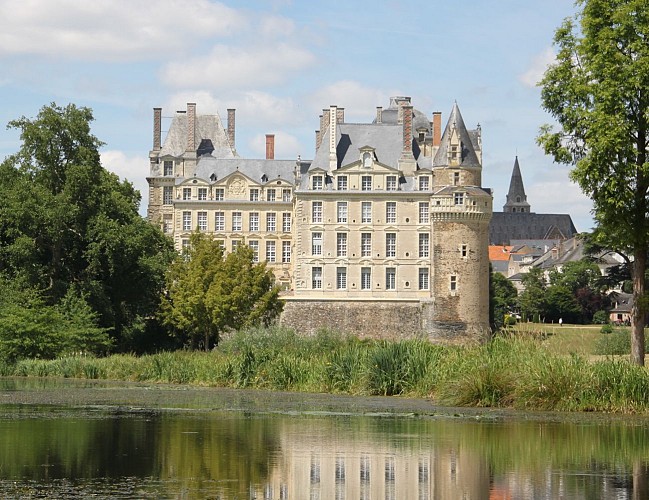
[504,157,530,211]
[193,156,298,185]
[433,102,481,168]
[160,112,236,159]
[489,212,578,245]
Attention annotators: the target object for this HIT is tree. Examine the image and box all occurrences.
[490,270,518,331]
[160,234,283,350]
[544,285,583,324]
[538,0,649,364]
[518,267,547,322]
[549,260,609,323]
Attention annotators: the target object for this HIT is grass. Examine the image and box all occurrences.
[5,325,649,414]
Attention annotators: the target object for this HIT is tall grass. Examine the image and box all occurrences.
[5,326,649,414]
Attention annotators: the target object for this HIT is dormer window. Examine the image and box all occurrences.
[337,175,348,191]
[454,192,464,205]
[261,174,268,183]
[163,160,173,176]
[419,176,430,191]
[312,175,323,190]
[362,152,372,168]
[386,176,397,191]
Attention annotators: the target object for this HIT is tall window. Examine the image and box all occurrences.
[419,233,429,258]
[232,240,241,252]
[386,175,397,191]
[419,176,430,190]
[215,211,225,231]
[337,175,348,190]
[454,192,464,205]
[336,267,347,289]
[419,268,429,290]
[312,175,323,190]
[461,244,468,257]
[182,211,191,231]
[282,241,291,263]
[386,268,396,290]
[450,275,458,291]
[386,233,396,257]
[361,267,371,290]
[419,202,429,224]
[312,201,323,223]
[312,232,323,255]
[163,186,173,205]
[197,211,207,231]
[361,175,372,191]
[249,212,259,232]
[249,241,259,262]
[183,188,191,200]
[266,189,276,202]
[249,188,259,201]
[198,188,207,201]
[282,188,291,202]
[361,233,372,257]
[266,212,276,232]
[454,172,460,186]
[232,211,242,232]
[163,160,173,176]
[337,233,347,257]
[337,202,348,223]
[312,267,322,289]
[266,241,276,262]
[386,202,396,223]
[282,213,291,232]
[215,188,224,201]
[361,201,372,223]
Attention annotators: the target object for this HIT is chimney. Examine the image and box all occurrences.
[432,112,442,147]
[153,107,162,151]
[336,107,345,124]
[329,105,337,172]
[315,129,320,150]
[402,105,414,158]
[376,106,382,123]
[265,134,275,160]
[186,102,196,152]
[227,108,236,150]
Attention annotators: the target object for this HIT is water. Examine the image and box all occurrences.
[0,378,648,499]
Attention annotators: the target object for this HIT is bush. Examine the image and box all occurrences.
[592,310,608,325]
[600,324,614,334]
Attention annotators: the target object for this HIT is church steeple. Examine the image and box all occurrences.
[503,156,531,213]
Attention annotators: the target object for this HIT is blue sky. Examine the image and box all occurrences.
[0,0,593,231]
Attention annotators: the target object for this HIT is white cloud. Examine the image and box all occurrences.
[259,15,295,38]
[519,47,556,88]
[101,150,149,215]
[0,0,245,62]
[309,81,389,121]
[249,132,301,160]
[528,179,594,232]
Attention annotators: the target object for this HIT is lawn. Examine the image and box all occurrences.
[510,322,604,356]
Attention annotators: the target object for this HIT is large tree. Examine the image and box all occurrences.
[160,234,283,350]
[538,0,649,364]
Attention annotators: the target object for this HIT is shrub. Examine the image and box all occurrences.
[600,323,614,334]
[592,310,608,325]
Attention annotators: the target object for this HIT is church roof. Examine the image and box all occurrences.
[433,102,481,168]
[489,212,578,245]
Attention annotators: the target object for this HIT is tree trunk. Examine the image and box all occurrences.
[631,248,646,366]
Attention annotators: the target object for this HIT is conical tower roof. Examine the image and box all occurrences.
[503,156,531,213]
[433,102,481,168]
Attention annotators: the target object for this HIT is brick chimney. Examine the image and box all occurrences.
[227,108,236,150]
[153,107,162,151]
[265,134,275,160]
[329,105,337,172]
[402,104,414,158]
[186,103,196,152]
[432,112,442,147]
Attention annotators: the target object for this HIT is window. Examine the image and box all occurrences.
[386,202,396,223]
[336,267,347,289]
[386,268,396,290]
[232,211,242,232]
[337,175,348,190]
[232,239,241,252]
[454,172,460,186]
[337,233,347,257]
[249,240,259,262]
[361,233,372,257]
[162,214,172,234]
[249,212,259,232]
[419,268,429,290]
[361,202,372,223]
[163,160,173,176]
[266,188,276,202]
[312,232,322,255]
[450,275,458,291]
[363,152,372,167]
[282,213,291,232]
[215,212,225,231]
[419,202,429,224]
[419,233,429,258]
[454,192,464,205]
[282,188,291,202]
[312,175,323,190]
[361,268,371,290]
[419,176,430,190]
[282,241,291,263]
[215,188,224,201]
[386,233,396,257]
[181,239,190,251]
[266,212,276,232]
[312,267,322,289]
[197,187,207,201]
[337,202,348,223]
[451,145,458,161]
[182,187,191,200]
[163,186,173,205]
[461,244,468,257]
[182,211,191,231]
[197,211,207,231]
[266,241,276,262]
[386,175,397,191]
[312,201,323,223]
[361,175,372,191]
[249,188,259,201]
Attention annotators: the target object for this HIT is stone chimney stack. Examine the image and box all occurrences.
[336,107,345,124]
[227,109,236,150]
[376,106,382,123]
[186,103,196,152]
[432,112,442,148]
[329,105,337,172]
[265,134,275,160]
[153,107,162,151]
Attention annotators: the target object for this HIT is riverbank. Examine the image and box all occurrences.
[2,327,648,414]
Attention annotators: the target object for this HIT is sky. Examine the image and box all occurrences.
[0,0,594,231]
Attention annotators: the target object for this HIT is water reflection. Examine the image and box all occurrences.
[0,382,648,498]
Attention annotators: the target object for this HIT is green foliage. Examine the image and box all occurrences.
[600,323,614,334]
[592,310,608,325]
[160,233,283,350]
[544,285,582,324]
[490,270,518,331]
[518,267,546,321]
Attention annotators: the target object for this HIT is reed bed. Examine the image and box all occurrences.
[5,326,649,413]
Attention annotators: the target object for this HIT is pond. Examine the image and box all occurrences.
[0,378,648,499]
